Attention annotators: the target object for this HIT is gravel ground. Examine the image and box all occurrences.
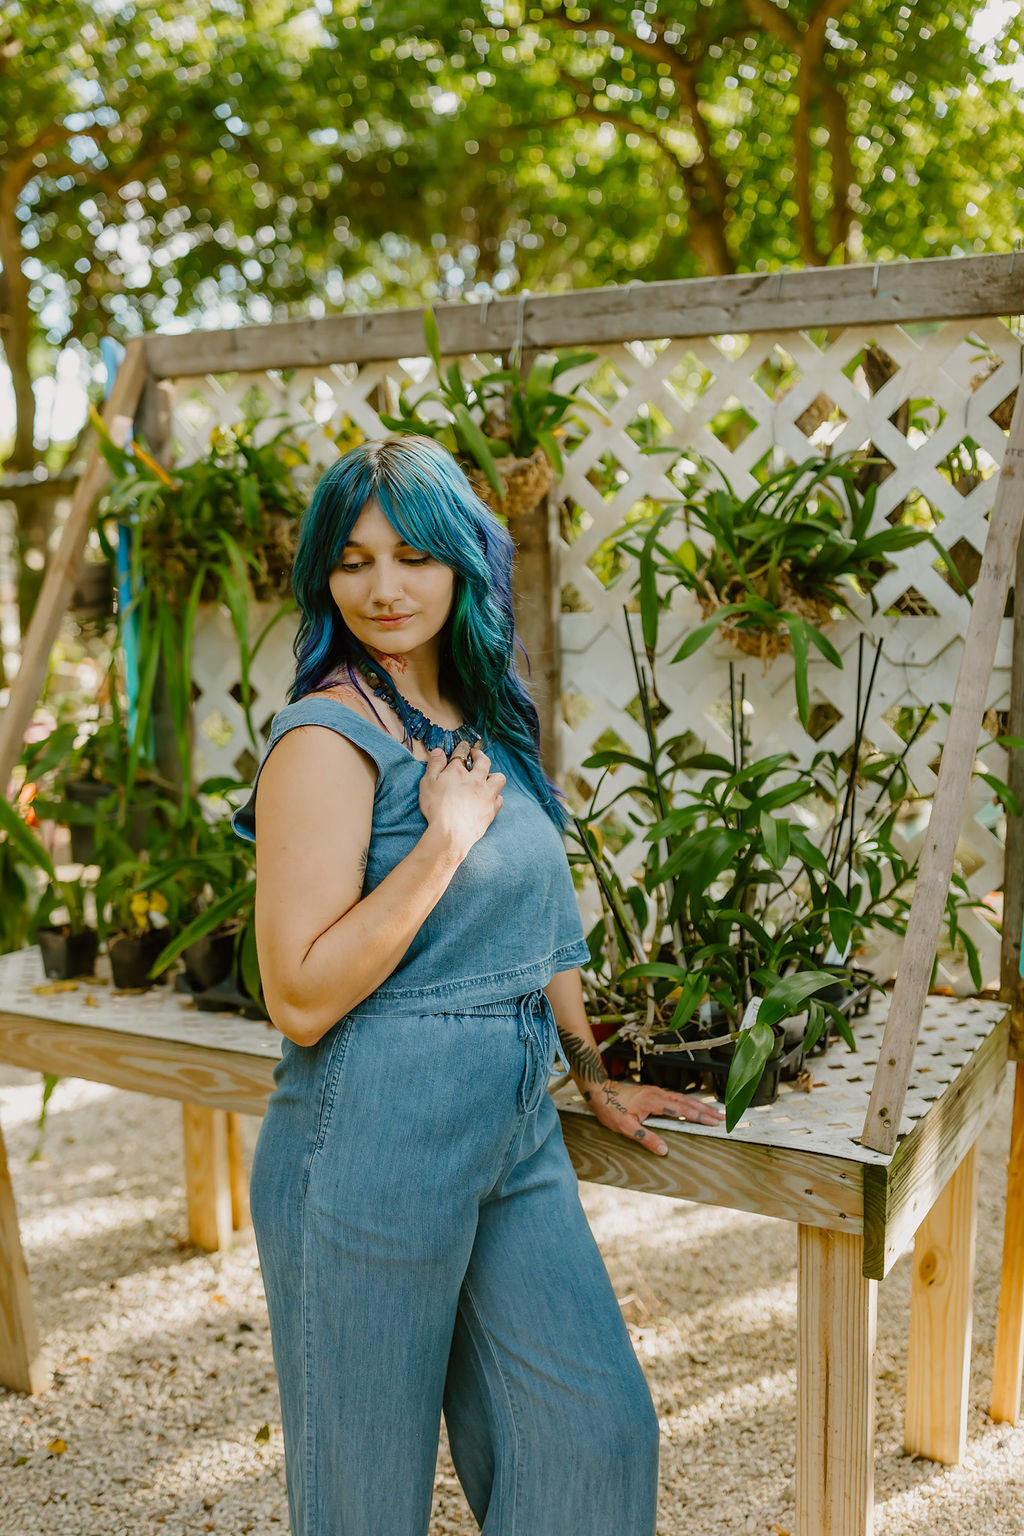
[0,1062,1022,1536]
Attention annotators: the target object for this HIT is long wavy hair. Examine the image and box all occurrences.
[289,435,570,830]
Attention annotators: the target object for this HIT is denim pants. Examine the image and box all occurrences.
[250,987,661,1536]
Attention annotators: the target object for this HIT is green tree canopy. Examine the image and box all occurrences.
[1,0,1020,482]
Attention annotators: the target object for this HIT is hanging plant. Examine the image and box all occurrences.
[379,307,603,516]
[615,452,965,728]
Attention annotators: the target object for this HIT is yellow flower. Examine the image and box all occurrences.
[150,891,168,915]
[129,892,149,919]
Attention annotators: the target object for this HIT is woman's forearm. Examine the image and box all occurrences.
[543,968,612,1095]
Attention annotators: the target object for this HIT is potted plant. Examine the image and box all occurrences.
[569,611,992,1129]
[379,307,603,518]
[614,452,962,728]
[0,794,99,978]
[142,786,266,1018]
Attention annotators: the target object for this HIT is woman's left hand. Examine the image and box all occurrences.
[581,1077,725,1156]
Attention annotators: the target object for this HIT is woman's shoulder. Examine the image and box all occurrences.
[293,681,382,726]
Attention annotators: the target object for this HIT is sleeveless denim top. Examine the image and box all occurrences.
[230,696,591,1015]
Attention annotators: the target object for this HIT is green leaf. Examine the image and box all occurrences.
[670,606,748,663]
[0,796,56,880]
[724,1018,775,1131]
[827,900,854,956]
[759,811,790,869]
[759,970,841,1029]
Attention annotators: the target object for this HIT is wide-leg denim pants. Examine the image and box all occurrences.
[250,987,660,1536]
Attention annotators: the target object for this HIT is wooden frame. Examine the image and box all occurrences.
[4,252,1024,1522]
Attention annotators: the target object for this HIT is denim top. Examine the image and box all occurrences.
[230,696,590,1015]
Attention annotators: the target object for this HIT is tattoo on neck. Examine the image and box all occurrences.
[556,1029,609,1084]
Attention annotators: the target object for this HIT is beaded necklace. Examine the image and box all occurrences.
[355,661,480,757]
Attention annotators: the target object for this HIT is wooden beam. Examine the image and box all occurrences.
[862,386,1024,1154]
[0,339,148,792]
[992,1062,1024,1423]
[142,253,1024,380]
[796,1226,876,1536]
[0,1116,47,1394]
[0,1012,276,1116]
[182,1105,233,1252]
[558,1102,865,1231]
[905,1144,980,1463]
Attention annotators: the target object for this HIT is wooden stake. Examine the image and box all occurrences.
[0,339,148,791]
[905,1144,979,1462]
[862,383,1024,1154]
[992,1062,1024,1423]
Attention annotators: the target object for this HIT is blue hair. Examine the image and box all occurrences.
[289,435,570,831]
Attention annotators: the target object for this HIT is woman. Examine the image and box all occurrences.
[231,435,723,1536]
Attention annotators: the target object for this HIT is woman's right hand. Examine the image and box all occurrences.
[419,741,505,860]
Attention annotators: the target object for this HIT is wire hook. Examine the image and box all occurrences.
[1010,238,1022,276]
[871,258,882,298]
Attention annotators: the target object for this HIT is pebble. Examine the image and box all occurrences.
[0,1065,1022,1533]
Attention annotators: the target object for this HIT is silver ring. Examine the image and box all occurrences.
[464,751,474,770]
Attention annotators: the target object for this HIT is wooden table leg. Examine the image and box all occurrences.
[993,1062,1024,1423]
[226,1111,251,1233]
[797,1226,877,1536]
[182,1105,233,1252]
[905,1143,979,1462]
[0,1114,47,1393]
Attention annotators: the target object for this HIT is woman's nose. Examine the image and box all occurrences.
[369,561,406,603]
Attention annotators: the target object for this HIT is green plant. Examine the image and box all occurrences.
[0,792,92,938]
[616,452,963,728]
[570,624,992,1129]
[379,307,601,505]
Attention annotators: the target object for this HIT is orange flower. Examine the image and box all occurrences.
[17,781,39,828]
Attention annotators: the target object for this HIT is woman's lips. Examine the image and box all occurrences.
[372,615,412,625]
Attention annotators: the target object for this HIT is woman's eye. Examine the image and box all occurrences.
[339,563,365,572]
[404,556,431,565]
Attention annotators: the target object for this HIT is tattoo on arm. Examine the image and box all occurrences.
[556,1028,609,1085]
[357,846,368,885]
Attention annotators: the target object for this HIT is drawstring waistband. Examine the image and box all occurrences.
[514,987,571,1113]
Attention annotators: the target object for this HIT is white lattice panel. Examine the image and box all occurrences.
[168,313,1022,988]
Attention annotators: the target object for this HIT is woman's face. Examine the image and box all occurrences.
[328,499,456,657]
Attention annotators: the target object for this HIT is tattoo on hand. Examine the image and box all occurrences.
[557,1028,609,1085]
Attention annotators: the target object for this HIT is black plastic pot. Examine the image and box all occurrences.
[36,925,99,980]
[174,965,267,1021]
[182,930,237,992]
[70,560,114,617]
[108,929,172,990]
[707,1027,788,1108]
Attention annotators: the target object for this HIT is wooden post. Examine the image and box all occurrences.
[182,1104,233,1252]
[796,1226,877,1536]
[992,1063,1024,1422]
[862,383,1024,1154]
[0,339,148,791]
[0,1117,46,1393]
[226,1111,251,1232]
[905,1144,979,1462]
[1001,472,1024,1060]
[509,483,564,781]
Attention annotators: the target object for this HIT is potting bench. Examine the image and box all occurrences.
[0,944,1019,1536]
